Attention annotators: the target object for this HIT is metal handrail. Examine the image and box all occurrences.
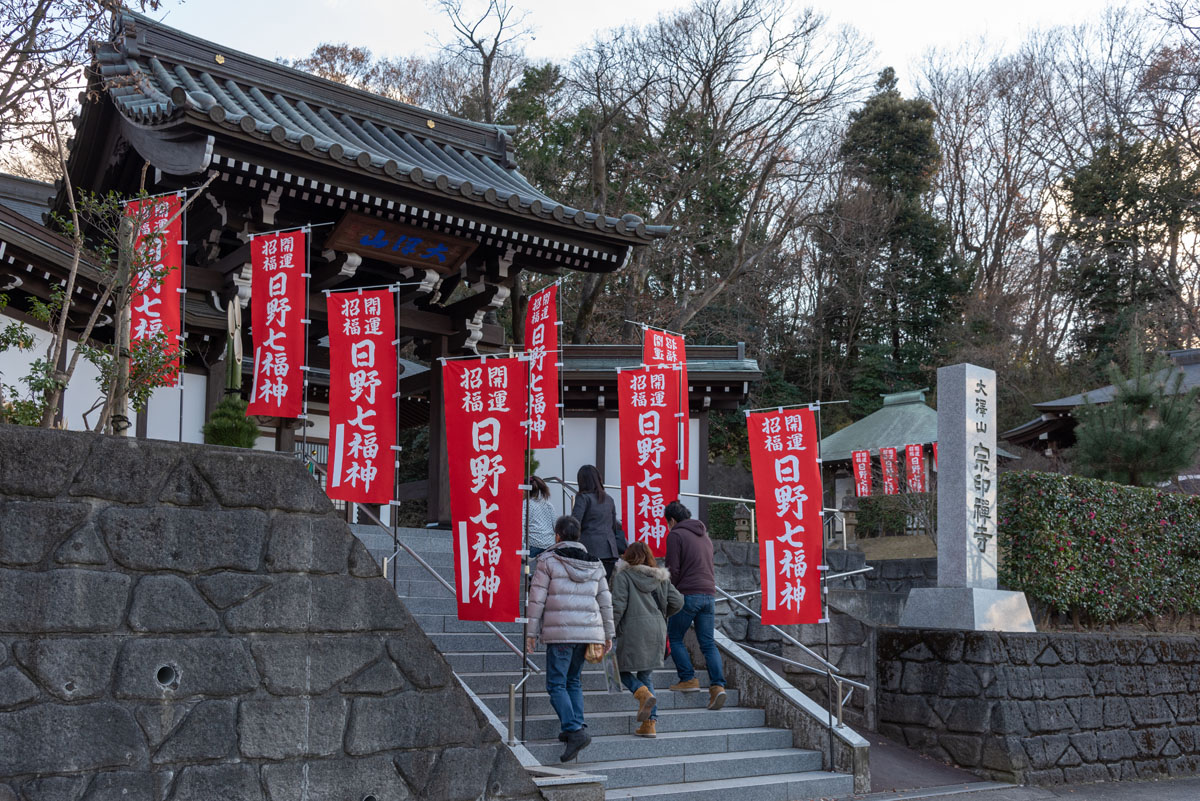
[298,452,542,675]
[736,643,866,728]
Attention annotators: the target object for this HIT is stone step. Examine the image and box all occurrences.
[390,548,458,566]
[395,596,460,615]
[427,632,534,653]
[365,534,455,555]
[525,727,792,764]
[413,614,524,635]
[446,650,547,672]
[576,748,821,790]
[460,669,708,696]
[479,688,739,717]
[520,706,765,741]
[393,579,458,598]
[602,771,853,801]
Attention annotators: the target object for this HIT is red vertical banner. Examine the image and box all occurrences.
[906,444,927,493]
[851,450,872,497]
[247,230,306,418]
[326,290,396,504]
[127,195,183,382]
[879,447,900,495]
[618,365,680,557]
[747,409,823,625]
[642,329,690,480]
[524,284,560,449]
[933,441,939,471]
[443,357,528,622]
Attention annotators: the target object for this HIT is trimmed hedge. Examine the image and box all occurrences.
[999,471,1200,623]
[708,501,737,540]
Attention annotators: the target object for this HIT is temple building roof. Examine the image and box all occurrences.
[0,174,53,223]
[1002,348,1200,449]
[88,11,670,263]
[819,390,937,463]
[820,389,1018,463]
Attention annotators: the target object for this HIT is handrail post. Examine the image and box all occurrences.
[507,683,517,746]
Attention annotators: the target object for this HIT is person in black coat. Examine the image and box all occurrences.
[571,464,627,581]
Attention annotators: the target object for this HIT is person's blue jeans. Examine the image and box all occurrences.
[620,669,657,720]
[668,594,725,686]
[545,643,587,733]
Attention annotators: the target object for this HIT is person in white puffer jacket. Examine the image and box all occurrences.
[525,515,615,762]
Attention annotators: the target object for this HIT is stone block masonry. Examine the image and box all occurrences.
[0,423,543,801]
[876,628,1200,784]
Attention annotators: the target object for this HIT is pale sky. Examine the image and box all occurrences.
[159,0,1145,91]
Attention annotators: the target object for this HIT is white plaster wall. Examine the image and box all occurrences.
[2,310,108,432]
[533,415,705,525]
[140,373,206,443]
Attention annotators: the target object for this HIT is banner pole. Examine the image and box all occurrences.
[177,192,187,444]
[301,228,311,472]
[393,286,401,594]
[558,283,568,516]
[814,401,835,772]
[521,352,532,743]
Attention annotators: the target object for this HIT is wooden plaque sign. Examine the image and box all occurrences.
[326,211,477,274]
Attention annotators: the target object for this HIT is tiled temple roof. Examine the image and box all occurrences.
[92,12,671,246]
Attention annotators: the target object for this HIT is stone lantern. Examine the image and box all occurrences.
[733,503,753,542]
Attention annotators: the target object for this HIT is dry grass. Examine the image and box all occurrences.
[850,534,937,560]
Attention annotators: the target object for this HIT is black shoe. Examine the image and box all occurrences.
[560,728,592,762]
[558,723,586,742]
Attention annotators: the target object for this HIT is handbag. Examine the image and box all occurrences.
[585,642,606,664]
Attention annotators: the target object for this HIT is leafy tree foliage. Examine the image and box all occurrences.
[813,69,968,417]
[1062,131,1200,369]
[1071,339,1200,486]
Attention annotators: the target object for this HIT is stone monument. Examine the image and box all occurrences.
[899,363,1036,631]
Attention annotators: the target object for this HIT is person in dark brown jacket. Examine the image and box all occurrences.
[664,500,726,710]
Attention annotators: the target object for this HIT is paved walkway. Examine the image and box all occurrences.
[839,776,1200,801]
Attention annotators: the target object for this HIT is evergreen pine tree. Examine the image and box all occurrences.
[202,395,260,449]
[1070,339,1200,486]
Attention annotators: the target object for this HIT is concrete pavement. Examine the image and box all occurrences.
[839,776,1200,801]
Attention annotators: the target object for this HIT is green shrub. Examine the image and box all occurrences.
[856,495,911,537]
[999,470,1200,624]
[708,501,737,540]
[202,395,260,448]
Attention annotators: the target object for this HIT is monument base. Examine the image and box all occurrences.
[898,587,1037,632]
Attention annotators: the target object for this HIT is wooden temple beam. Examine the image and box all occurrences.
[312,250,361,291]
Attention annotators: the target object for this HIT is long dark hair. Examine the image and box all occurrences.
[526,475,549,500]
[577,464,606,501]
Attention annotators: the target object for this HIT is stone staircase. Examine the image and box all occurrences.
[356,526,855,801]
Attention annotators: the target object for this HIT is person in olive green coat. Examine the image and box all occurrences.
[610,542,684,738]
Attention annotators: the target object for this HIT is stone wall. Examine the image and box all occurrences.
[876,629,1200,785]
[861,557,937,594]
[0,424,540,801]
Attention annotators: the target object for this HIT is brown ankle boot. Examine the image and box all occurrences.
[669,678,700,692]
[708,685,726,710]
[635,719,657,738]
[633,685,656,722]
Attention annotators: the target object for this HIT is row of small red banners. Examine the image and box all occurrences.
[850,443,938,497]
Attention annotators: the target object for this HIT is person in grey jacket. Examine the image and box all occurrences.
[571,464,627,581]
[610,542,683,738]
[525,515,616,762]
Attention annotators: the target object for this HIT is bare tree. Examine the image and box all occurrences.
[435,0,531,123]
[0,1,163,175]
